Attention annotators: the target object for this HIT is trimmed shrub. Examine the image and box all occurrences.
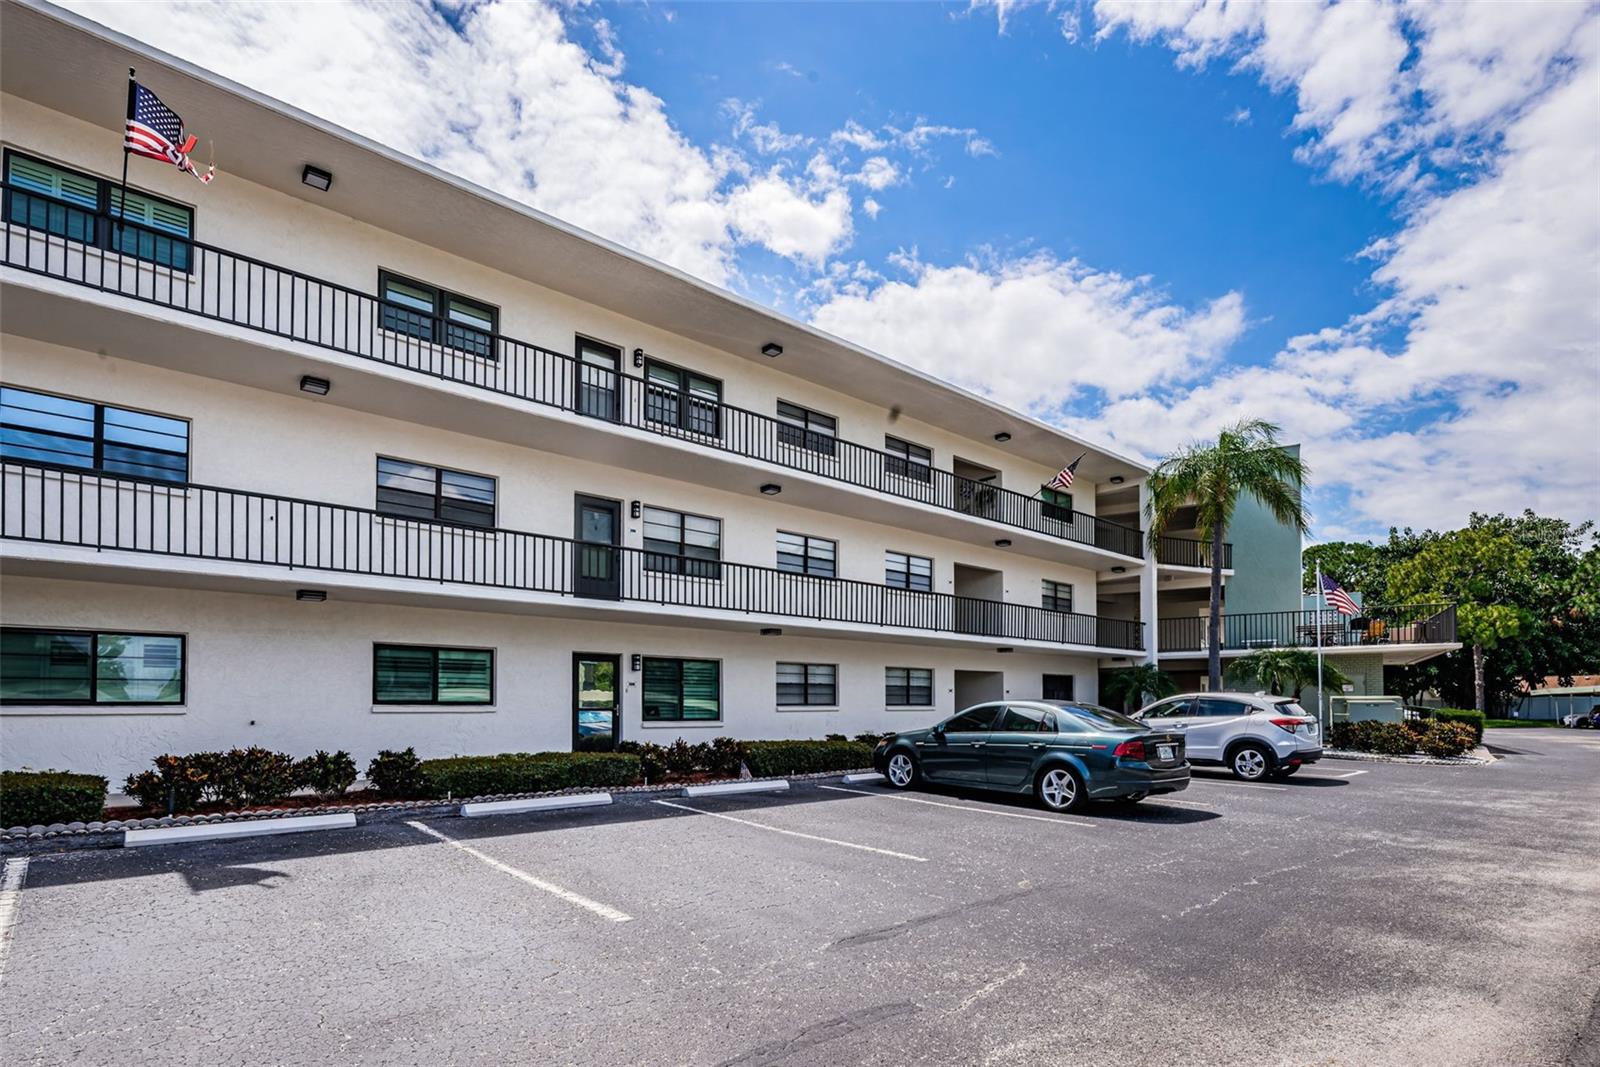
[1,770,108,827]
[367,748,430,799]
[708,737,748,777]
[662,739,707,776]
[208,747,298,807]
[742,740,875,777]
[418,752,641,799]
[1335,720,1417,756]
[1430,708,1485,744]
[853,731,892,745]
[617,742,668,782]
[1419,720,1477,758]
[295,750,358,799]
[124,754,210,812]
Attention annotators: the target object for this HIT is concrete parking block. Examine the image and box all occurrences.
[123,813,357,848]
[460,793,613,818]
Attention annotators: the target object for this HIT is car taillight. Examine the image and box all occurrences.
[1270,717,1306,734]
[1113,739,1147,760]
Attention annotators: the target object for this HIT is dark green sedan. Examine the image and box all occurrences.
[872,700,1189,812]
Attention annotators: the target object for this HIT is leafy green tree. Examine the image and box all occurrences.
[1224,648,1350,702]
[1101,664,1178,713]
[1146,419,1310,692]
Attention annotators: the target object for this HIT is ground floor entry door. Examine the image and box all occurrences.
[573,652,621,751]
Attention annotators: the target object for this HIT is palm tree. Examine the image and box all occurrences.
[1145,419,1310,693]
[1101,663,1178,713]
[1224,648,1349,701]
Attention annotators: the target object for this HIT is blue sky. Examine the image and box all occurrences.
[71,1,1600,542]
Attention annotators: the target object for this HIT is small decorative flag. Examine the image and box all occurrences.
[1046,453,1085,491]
[1321,574,1360,617]
[125,79,214,184]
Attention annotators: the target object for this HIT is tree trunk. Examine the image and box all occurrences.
[1472,644,1486,713]
[1207,524,1224,692]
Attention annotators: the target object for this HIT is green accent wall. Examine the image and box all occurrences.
[1220,443,1303,616]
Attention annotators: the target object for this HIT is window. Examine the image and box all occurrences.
[576,337,621,420]
[776,400,837,456]
[886,667,933,706]
[1142,698,1193,719]
[1040,486,1073,521]
[376,457,496,528]
[642,657,720,721]
[642,506,721,577]
[1194,697,1251,717]
[373,644,493,705]
[4,150,193,270]
[1042,673,1075,701]
[944,705,999,732]
[885,436,932,482]
[644,359,721,436]
[885,551,933,592]
[0,386,189,483]
[777,662,836,706]
[776,531,836,578]
[999,705,1049,732]
[1042,580,1073,613]
[0,628,184,705]
[378,271,498,358]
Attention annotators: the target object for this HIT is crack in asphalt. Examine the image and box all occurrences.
[716,1002,921,1067]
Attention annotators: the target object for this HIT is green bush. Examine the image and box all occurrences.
[1429,708,1485,744]
[1419,721,1477,758]
[1333,720,1417,755]
[209,747,298,807]
[617,741,669,782]
[708,737,748,777]
[419,752,641,798]
[1,770,108,827]
[853,731,891,745]
[124,754,211,812]
[367,748,430,799]
[662,739,707,776]
[742,740,875,777]
[295,750,358,799]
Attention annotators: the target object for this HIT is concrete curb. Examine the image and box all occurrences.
[683,780,789,798]
[1323,748,1495,767]
[460,793,612,818]
[124,812,356,848]
[840,772,885,784]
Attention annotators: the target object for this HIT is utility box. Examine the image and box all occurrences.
[1331,696,1405,723]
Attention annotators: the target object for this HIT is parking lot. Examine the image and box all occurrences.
[3,728,1598,1067]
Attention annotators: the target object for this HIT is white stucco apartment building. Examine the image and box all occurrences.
[0,2,1457,780]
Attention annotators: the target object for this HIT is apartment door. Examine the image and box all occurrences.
[953,563,1004,636]
[576,337,621,421]
[573,652,621,751]
[574,495,621,600]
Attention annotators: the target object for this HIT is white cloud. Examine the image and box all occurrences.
[724,98,811,154]
[863,198,883,219]
[850,157,903,191]
[830,121,888,152]
[1229,107,1252,125]
[727,175,854,265]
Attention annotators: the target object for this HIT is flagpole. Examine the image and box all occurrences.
[117,68,135,252]
[1316,565,1326,736]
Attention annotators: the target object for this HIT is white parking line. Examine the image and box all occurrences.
[405,820,632,923]
[0,857,30,987]
[819,785,1096,827]
[1187,777,1289,791]
[1147,797,1213,809]
[1335,770,1369,778]
[652,800,928,861]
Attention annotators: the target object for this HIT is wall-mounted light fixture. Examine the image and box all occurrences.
[994,539,1012,547]
[300,164,333,192]
[630,654,642,672]
[295,589,327,602]
[759,483,782,496]
[760,627,782,637]
[1109,475,1125,485]
[1111,566,1127,574]
[630,500,641,519]
[992,432,1011,443]
[761,342,783,358]
[298,375,331,396]
[632,348,645,368]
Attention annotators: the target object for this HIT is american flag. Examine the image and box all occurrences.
[125,80,214,184]
[1046,453,1085,491]
[1321,574,1360,617]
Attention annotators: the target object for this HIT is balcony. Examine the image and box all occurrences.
[0,461,1145,652]
[1158,605,1457,655]
[1154,535,1232,570]
[0,184,1144,560]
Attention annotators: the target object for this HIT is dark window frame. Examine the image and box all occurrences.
[1042,579,1073,613]
[374,455,498,530]
[371,643,495,706]
[1042,673,1075,701]
[884,435,932,483]
[885,666,933,707]
[3,148,195,272]
[775,399,838,456]
[642,357,723,437]
[0,626,186,706]
[377,269,500,359]
[1040,485,1073,521]
[641,656,722,722]
[0,384,191,485]
[575,335,623,421]
[776,662,838,707]
[885,550,933,593]
[775,530,837,578]
[641,504,723,579]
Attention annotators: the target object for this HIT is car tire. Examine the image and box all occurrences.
[884,751,919,790]
[1035,765,1087,813]
[1229,743,1273,781]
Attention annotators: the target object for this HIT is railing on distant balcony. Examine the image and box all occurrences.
[1155,535,1232,570]
[1158,604,1456,653]
[0,461,1145,651]
[0,183,1144,559]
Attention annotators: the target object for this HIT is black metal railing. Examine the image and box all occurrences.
[1158,604,1456,653]
[0,461,1144,650]
[0,183,1144,558]
[1155,535,1233,570]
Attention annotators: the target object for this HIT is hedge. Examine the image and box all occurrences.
[1428,708,1485,744]
[417,751,641,799]
[1329,720,1416,755]
[741,740,875,777]
[1,770,108,827]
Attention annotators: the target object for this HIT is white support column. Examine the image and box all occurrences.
[1138,480,1160,665]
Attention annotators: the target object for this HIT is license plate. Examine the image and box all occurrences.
[1157,744,1176,761]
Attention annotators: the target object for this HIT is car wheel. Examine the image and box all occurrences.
[1036,765,1086,812]
[884,751,918,790]
[1229,744,1272,781]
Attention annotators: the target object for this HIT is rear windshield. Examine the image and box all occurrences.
[1058,702,1146,731]
[1274,701,1311,718]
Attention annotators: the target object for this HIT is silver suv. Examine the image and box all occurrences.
[1135,693,1322,781]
